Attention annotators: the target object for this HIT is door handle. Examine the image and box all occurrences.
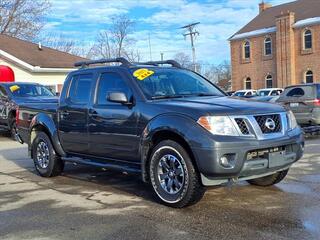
[60,111,70,119]
[88,109,98,117]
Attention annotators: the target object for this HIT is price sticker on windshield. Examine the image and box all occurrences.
[133,68,154,81]
[9,85,20,92]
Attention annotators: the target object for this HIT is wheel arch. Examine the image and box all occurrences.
[29,113,66,158]
[140,114,202,183]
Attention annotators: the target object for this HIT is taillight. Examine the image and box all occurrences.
[313,99,320,107]
[16,107,19,126]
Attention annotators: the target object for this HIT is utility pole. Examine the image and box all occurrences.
[160,52,164,61]
[181,22,200,72]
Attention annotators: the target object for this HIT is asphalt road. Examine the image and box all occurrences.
[0,133,320,240]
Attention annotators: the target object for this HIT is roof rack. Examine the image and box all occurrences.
[138,60,181,68]
[74,57,131,68]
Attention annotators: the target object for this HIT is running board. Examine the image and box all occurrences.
[61,157,141,174]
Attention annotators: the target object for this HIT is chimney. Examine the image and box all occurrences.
[259,1,272,13]
[38,42,42,51]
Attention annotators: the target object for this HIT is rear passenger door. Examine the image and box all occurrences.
[88,71,140,161]
[58,73,94,154]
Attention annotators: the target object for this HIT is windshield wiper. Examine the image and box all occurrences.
[151,95,184,100]
[192,93,217,97]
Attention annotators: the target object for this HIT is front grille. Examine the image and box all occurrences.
[235,118,250,135]
[254,114,281,134]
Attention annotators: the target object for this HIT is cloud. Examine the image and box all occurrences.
[44,0,293,63]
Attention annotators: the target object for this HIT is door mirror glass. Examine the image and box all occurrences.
[107,92,129,104]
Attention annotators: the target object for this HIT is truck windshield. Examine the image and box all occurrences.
[9,84,54,97]
[131,68,225,99]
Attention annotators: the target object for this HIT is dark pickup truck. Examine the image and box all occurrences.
[16,58,304,208]
[0,82,57,137]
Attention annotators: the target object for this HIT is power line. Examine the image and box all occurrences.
[181,22,200,72]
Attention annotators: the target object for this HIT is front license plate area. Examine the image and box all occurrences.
[266,151,286,168]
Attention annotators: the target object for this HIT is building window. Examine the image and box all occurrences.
[243,41,250,59]
[264,37,272,56]
[245,77,252,89]
[266,75,273,88]
[304,29,312,50]
[305,70,313,83]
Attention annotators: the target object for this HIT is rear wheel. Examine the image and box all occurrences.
[149,140,205,208]
[247,169,289,186]
[32,131,64,177]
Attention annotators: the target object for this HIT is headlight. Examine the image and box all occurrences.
[287,110,298,130]
[197,116,239,136]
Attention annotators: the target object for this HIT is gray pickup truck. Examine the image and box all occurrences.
[16,58,304,208]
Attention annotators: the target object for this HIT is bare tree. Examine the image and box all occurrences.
[41,34,76,53]
[110,14,135,58]
[173,52,193,69]
[0,0,50,40]
[90,14,136,60]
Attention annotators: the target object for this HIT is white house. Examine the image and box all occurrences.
[0,34,87,92]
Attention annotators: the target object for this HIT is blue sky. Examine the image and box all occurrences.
[44,0,293,63]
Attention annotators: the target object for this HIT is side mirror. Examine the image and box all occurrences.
[107,92,130,104]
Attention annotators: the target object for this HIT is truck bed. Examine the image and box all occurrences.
[17,101,58,144]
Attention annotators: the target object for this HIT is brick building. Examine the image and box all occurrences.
[230,0,320,91]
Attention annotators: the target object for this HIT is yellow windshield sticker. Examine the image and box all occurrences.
[133,68,154,81]
[10,85,20,92]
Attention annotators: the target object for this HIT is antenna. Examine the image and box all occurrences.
[181,22,200,72]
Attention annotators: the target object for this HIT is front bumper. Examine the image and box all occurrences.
[191,128,304,186]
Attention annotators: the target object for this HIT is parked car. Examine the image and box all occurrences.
[16,58,304,208]
[0,82,57,137]
[257,88,283,97]
[251,95,280,103]
[226,91,235,96]
[277,83,320,126]
[232,89,257,98]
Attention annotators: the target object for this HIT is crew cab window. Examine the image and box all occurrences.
[68,74,93,104]
[0,86,7,97]
[96,72,131,105]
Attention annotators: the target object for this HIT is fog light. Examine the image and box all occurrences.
[219,154,236,169]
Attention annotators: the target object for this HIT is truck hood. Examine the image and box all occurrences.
[153,96,285,116]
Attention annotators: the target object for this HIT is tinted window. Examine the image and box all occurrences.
[9,84,54,97]
[97,72,131,105]
[234,92,245,97]
[286,88,305,97]
[0,86,7,97]
[246,92,252,96]
[69,74,93,104]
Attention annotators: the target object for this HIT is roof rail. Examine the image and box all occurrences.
[74,57,131,68]
[139,60,181,68]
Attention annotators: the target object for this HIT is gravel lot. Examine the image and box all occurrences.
[0,133,319,240]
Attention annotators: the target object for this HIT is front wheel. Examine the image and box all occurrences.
[149,140,205,208]
[32,131,64,177]
[247,169,289,186]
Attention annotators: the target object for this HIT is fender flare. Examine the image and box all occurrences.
[139,114,210,182]
[29,113,66,157]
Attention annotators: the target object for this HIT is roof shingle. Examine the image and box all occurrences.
[235,0,320,35]
[0,34,87,68]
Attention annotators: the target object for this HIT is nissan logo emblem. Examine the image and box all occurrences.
[265,118,276,130]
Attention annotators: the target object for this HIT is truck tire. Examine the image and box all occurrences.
[149,140,205,208]
[32,131,64,177]
[247,169,289,187]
